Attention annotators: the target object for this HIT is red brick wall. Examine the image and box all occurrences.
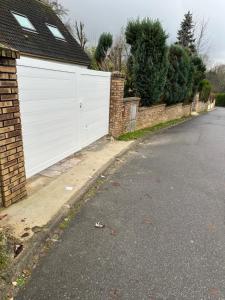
[136,103,192,131]
[109,73,214,138]
[164,103,184,121]
[0,46,27,207]
[136,104,166,130]
[108,73,193,137]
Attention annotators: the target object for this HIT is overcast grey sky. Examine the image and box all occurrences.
[60,0,225,65]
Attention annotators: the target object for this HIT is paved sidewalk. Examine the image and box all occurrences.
[0,138,133,241]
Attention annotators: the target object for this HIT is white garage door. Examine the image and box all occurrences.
[17,57,111,178]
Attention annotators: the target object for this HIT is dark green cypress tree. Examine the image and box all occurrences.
[164,45,193,105]
[126,18,169,106]
[177,11,196,53]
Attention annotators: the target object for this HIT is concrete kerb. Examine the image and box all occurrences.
[2,112,211,298]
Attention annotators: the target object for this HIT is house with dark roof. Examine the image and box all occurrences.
[0,0,112,184]
[0,0,90,66]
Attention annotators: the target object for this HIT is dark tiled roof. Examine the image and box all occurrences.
[0,0,90,66]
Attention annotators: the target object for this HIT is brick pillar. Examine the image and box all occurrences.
[109,72,125,137]
[0,45,27,207]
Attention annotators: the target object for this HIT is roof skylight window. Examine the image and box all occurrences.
[46,24,65,40]
[12,12,36,32]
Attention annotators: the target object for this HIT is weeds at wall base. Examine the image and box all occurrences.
[117,117,190,141]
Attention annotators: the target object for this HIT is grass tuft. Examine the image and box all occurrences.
[16,275,26,287]
[0,233,9,271]
[117,117,189,141]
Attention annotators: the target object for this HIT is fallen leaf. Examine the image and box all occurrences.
[209,288,220,297]
[111,229,117,236]
[143,218,153,225]
[22,269,31,277]
[109,288,120,299]
[0,214,7,221]
[112,182,120,187]
[208,223,216,233]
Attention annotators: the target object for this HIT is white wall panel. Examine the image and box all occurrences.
[17,56,111,177]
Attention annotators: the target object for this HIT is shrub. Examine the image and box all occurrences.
[216,93,225,107]
[199,79,212,102]
[164,45,193,105]
[86,47,99,70]
[125,18,168,106]
[94,33,113,67]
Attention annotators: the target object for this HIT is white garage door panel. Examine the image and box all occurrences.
[79,72,110,148]
[18,59,80,177]
[17,56,111,178]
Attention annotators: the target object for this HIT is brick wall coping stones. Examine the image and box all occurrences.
[123,97,140,103]
[0,43,20,59]
[138,104,166,111]
[111,71,125,79]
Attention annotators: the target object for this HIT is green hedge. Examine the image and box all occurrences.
[216,93,225,107]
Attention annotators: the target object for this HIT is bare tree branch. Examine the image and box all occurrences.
[42,0,68,17]
[195,18,210,56]
[106,29,129,72]
[66,20,88,50]
[74,21,88,49]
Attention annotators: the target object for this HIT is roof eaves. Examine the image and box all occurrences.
[20,51,90,66]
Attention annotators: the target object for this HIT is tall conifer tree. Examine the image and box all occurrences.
[177,11,196,53]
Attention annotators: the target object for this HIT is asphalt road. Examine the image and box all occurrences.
[17,108,225,300]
